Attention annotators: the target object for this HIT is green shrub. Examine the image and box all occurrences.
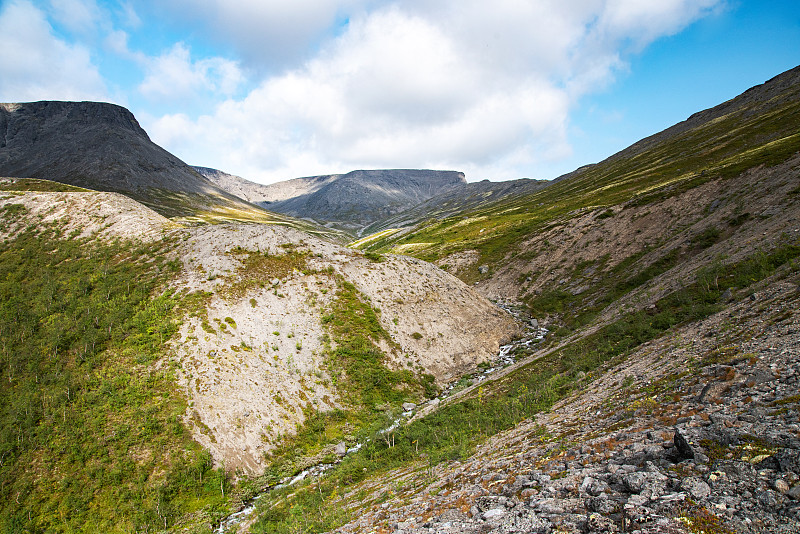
[363,251,385,262]
[0,227,230,531]
[691,226,722,249]
[251,239,800,534]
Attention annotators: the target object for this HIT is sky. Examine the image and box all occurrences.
[1,1,798,185]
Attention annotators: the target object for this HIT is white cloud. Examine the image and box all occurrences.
[104,28,131,57]
[47,0,101,34]
[146,1,724,182]
[146,7,573,182]
[161,0,375,68]
[596,0,722,47]
[138,43,244,101]
[7,0,718,183]
[0,0,108,102]
[116,1,140,29]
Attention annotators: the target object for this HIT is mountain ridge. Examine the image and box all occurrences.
[0,101,278,221]
[0,65,799,534]
[197,166,467,233]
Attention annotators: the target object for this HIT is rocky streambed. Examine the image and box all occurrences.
[330,278,800,534]
[214,306,546,533]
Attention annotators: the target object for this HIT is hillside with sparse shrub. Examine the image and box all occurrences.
[0,65,798,534]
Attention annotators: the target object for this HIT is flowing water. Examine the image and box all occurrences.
[215,305,546,533]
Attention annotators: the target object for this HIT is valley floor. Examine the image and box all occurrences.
[321,271,800,534]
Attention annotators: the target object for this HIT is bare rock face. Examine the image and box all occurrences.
[192,166,278,205]
[171,223,518,472]
[0,101,253,217]
[363,177,550,236]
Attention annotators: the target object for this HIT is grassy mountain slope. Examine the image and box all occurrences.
[357,65,800,270]
[356,177,551,239]
[0,201,227,532]
[0,183,515,532]
[243,65,800,533]
[198,168,467,234]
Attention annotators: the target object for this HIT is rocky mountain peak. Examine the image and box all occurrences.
[0,100,149,144]
[198,167,468,232]
[0,101,274,219]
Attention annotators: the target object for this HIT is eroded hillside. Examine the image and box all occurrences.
[231,143,800,534]
[231,66,800,534]
[0,183,517,531]
[474,153,800,321]
[169,223,516,473]
[321,265,800,534]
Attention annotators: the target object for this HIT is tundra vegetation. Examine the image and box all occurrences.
[0,67,798,533]
[356,77,800,272]
[0,207,229,532]
[248,238,800,534]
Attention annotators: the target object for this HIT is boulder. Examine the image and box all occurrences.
[586,512,619,533]
[622,472,649,493]
[673,428,695,460]
[482,508,506,520]
[680,477,711,499]
[586,495,620,514]
[622,470,668,500]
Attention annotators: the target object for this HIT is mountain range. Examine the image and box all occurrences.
[0,65,799,533]
[195,166,467,233]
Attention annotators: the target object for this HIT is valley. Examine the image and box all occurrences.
[0,64,798,534]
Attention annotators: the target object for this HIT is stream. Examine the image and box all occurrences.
[215,305,546,533]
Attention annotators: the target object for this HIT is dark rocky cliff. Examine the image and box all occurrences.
[0,101,254,217]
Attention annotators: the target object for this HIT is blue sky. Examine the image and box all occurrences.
[1,0,798,184]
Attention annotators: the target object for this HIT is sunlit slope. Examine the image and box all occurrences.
[0,176,347,241]
[358,65,800,265]
[358,177,550,237]
[0,102,347,241]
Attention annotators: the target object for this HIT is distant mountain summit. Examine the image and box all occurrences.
[193,166,279,204]
[197,167,467,232]
[0,101,260,217]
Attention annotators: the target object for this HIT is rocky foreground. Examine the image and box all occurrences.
[324,272,800,534]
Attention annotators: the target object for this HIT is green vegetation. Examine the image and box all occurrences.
[0,203,28,219]
[224,247,309,299]
[0,224,229,532]
[690,226,722,250]
[597,208,615,219]
[524,221,731,337]
[0,177,92,192]
[363,251,385,262]
[322,279,433,407]
[250,238,800,533]
[154,191,348,241]
[357,77,800,272]
[250,275,440,500]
